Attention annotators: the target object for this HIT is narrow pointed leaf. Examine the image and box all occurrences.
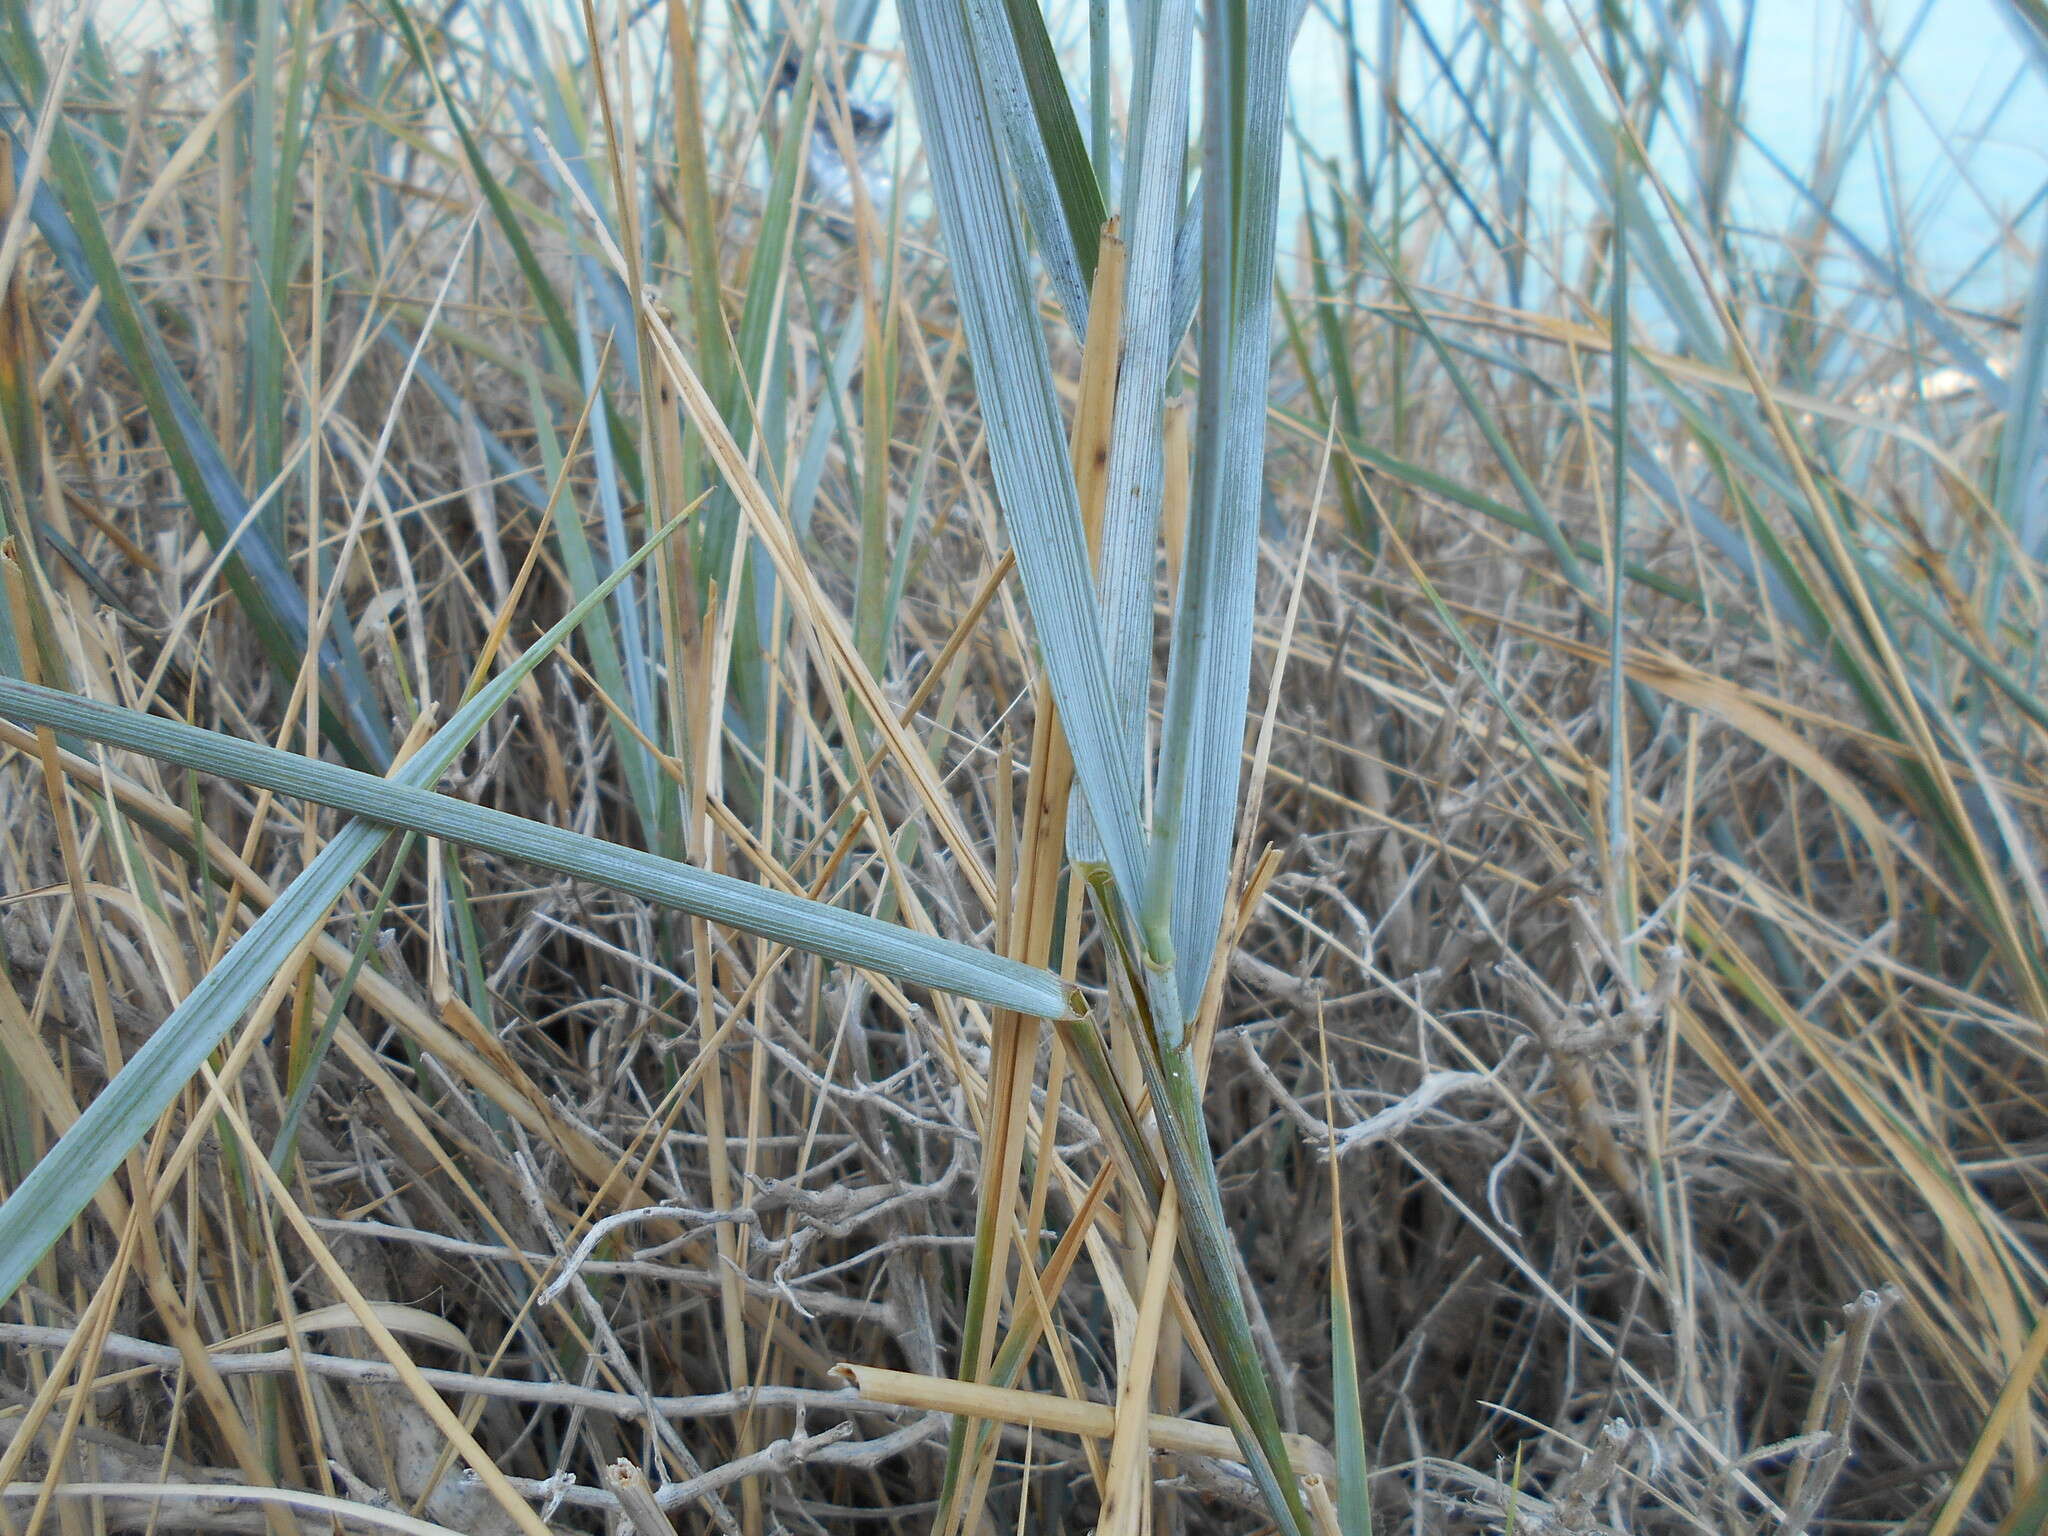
[1153,0,1302,1013]
[2,132,391,771]
[971,0,1103,331]
[896,0,1149,907]
[1072,0,1192,868]
[0,677,1074,1022]
[0,518,681,1305]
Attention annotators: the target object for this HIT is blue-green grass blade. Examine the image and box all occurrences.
[1152,0,1302,1014]
[0,513,686,1306]
[0,679,1076,1020]
[0,116,391,772]
[969,0,1102,332]
[1071,0,1191,870]
[1139,5,1317,1534]
[896,0,1149,908]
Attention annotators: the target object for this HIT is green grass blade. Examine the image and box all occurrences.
[1330,1257,1373,1536]
[0,92,391,771]
[896,0,1149,908]
[1144,1016,1312,1536]
[973,0,1103,330]
[0,512,688,1307]
[0,681,1075,1020]
[269,832,416,1174]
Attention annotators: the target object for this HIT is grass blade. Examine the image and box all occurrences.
[0,508,687,1306]
[1073,0,1191,869]
[973,0,1104,330]
[0,90,391,770]
[896,0,1149,906]
[1151,0,1300,1015]
[0,676,1075,1021]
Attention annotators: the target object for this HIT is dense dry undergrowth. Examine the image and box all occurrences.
[1,3,2045,1534]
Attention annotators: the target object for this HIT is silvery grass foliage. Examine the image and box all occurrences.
[896,0,1313,1530]
[4,0,2043,1526]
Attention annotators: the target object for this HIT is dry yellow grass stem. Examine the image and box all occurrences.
[833,1364,1336,1481]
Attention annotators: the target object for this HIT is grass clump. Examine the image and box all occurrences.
[0,2,2043,1534]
